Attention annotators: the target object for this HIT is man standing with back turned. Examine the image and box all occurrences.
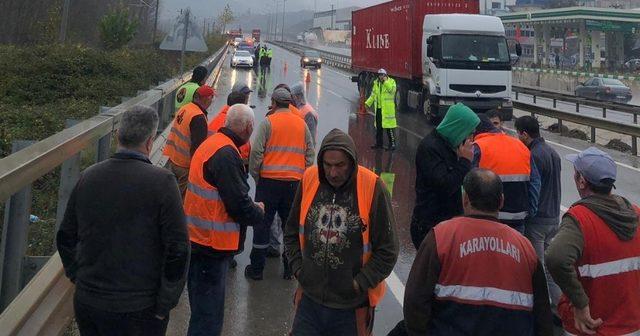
[546,147,640,335]
[247,88,315,280]
[284,129,398,335]
[175,66,208,109]
[57,106,190,336]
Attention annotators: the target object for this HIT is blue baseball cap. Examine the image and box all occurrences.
[565,147,616,188]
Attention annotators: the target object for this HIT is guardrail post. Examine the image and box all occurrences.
[55,120,81,238]
[634,114,638,156]
[576,103,580,113]
[0,140,36,310]
[553,99,557,108]
[533,95,536,104]
[602,107,607,119]
[97,107,112,163]
[515,91,519,100]
[558,120,564,135]
[591,127,596,144]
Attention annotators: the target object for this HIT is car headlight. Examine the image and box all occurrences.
[317,58,322,62]
[232,58,238,62]
[304,58,309,62]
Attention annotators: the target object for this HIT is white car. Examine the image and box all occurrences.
[230,50,254,68]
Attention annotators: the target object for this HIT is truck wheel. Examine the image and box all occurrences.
[422,93,438,124]
[395,80,408,113]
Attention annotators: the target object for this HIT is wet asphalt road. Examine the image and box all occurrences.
[166,44,640,336]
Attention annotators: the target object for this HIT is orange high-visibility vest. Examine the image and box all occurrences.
[184,132,241,251]
[163,103,205,168]
[207,105,251,160]
[261,111,307,180]
[559,205,640,336]
[298,165,386,307]
[295,103,318,121]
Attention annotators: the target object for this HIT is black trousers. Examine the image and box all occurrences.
[74,297,168,336]
[375,109,396,147]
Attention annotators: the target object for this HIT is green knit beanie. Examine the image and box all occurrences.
[436,103,480,148]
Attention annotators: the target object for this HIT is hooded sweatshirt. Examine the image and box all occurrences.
[546,194,639,308]
[284,129,399,309]
[436,103,480,148]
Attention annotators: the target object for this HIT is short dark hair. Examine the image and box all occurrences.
[485,109,501,120]
[463,168,503,212]
[274,100,289,108]
[191,66,208,83]
[227,91,248,106]
[580,173,615,195]
[515,116,541,138]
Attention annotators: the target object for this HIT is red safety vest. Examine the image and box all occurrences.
[261,110,307,180]
[207,105,251,160]
[433,216,538,311]
[475,132,532,222]
[184,132,241,251]
[559,204,640,336]
[163,103,205,168]
[298,165,386,307]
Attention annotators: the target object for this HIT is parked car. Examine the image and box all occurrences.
[575,77,632,103]
[300,50,322,69]
[230,50,254,68]
[624,59,640,71]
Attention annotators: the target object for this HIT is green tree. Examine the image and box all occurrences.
[218,4,234,34]
[98,4,138,50]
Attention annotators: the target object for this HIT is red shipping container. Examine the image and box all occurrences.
[351,0,479,80]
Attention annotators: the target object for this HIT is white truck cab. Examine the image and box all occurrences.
[421,14,520,121]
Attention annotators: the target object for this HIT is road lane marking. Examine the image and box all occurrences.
[387,271,406,307]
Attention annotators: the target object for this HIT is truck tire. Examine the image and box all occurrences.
[422,92,439,125]
[395,80,408,113]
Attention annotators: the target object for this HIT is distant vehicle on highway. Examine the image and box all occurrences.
[230,50,254,68]
[624,59,640,71]
[575,77,632,103]
[236,43,255,59]
[301,50,322,69]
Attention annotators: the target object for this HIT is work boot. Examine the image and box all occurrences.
[266,246,280,258]
[244,264,263,281]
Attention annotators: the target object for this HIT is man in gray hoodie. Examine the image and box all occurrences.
[284,129,398,335]
[546,147,640,335]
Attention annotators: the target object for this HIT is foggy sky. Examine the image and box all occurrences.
[160,0,388,21]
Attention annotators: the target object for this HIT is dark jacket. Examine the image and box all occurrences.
[528,137,561,224]
[284,128,399,309]
[404,216,553,336]
[546,194,639,309]
[192,127,264,256]
[56,150,190,317]
[411,131,471,244]
[189,103,208,156]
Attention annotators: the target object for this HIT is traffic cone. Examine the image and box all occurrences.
[305,72,311,83]
[284,61,288,73]
[358,89,367,115]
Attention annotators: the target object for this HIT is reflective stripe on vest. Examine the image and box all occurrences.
[434,284,534,310]
[578,256,640,278]
[184,132,241,251]
[499,211,528,221]
[298,165,386,307]
[163,103,203,168]
[559,204,640,335]
[261,111,307,180]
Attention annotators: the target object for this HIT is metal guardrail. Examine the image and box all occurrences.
[0,44,228,335]
[273,41,639,155]
[513,85,640,120]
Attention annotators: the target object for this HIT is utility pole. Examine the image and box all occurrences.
[281,0,286,41]
[203,18,206,38]
[274,1,279,39]
[152,0,160,44]
[331,5,335,30]
[180,9,190,74]
[59,0,71,43]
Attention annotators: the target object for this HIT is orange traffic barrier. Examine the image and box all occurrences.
[305,72,311,83]
[358,89,367,115]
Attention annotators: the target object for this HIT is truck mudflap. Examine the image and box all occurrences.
[434,98,513,121]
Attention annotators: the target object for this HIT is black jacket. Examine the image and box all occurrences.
[411,131,471,241]
[528,137,561,224]
[57,150,190,317]
[192,127,264,256]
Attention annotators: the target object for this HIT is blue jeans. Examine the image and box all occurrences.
[524,221,562,313]
[187,253,231,336]
[250,178,298,273]
[292,295,358,336]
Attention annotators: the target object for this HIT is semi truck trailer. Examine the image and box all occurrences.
[351,0,520,121]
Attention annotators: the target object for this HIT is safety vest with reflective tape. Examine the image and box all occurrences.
[163,103,204,168]
[260,111,307,180]
[175,82,199,109]
[432,216,538,333]
[298,165,386,307]
[207,105,251,160]
[365,78,397,129]
[295,103,319,138]
[475,132,531,222]
[184,132,241,251]
[559,204,640,336]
